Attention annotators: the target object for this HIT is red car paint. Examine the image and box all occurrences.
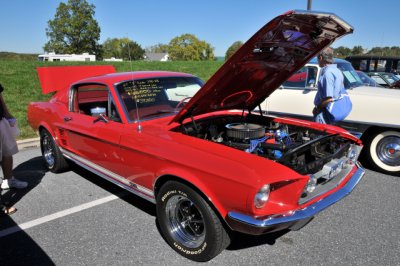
[28,10,363,261]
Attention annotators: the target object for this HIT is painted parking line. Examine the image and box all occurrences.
[0,192,128,238]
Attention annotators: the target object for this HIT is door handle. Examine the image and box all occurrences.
[64,116,72,122]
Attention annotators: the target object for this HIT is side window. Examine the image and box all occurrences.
[306,66,318,87]
[394,61,400,73]
[282,67,307,88]
[282,66,318,89]
[377,60,387,72]
[360,60,368,71]
[72,84,121,122]
[369,60,377,72]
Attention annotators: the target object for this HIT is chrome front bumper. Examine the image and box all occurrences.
[226,164,365,235]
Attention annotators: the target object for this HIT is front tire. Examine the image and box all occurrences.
[40,129,69,173]
[156,181,230,262]
[363,130,400,175]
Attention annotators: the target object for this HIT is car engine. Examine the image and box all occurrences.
[175,114,356,175]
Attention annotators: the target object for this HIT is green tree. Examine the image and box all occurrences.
[365,46,400,56]
[168,34,214,61]
[121,40,145,60]
[44,0,101,56]
[387,46,400,56]
[333,46,352,58]
[225,41,243,60]
[367,47,384,56]
[102,38,122,59]
[102,37,144,60]
[351,45,364,55]
[146,43,169,53]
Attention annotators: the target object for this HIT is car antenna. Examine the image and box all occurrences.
[127,38,142,132]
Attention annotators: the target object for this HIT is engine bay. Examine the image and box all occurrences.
[175,114,356,175]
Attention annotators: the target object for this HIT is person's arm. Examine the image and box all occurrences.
[313,97,333,115]
[0,94,14,118]
[313,70,335,115]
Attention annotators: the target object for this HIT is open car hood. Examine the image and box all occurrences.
[171,10,353,124]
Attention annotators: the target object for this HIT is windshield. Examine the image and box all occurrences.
[381,73,400,85]
[356,71,381,87]
[337,62,364,89]
[116,76,203,122]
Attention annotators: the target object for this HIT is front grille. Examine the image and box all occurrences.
[298,157,354,205]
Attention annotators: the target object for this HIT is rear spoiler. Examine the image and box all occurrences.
[37,65,116,94]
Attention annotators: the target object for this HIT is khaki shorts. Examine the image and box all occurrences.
[0,118,18,159]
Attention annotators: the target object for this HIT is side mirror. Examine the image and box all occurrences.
[94,113,109,123]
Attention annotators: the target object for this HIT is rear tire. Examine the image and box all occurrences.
[362,130,400,176]
[40,129,69,173]
[156,181,230,262]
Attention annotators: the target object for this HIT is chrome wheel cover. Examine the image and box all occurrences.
[165,194,205,248]
[42,134,55,168]
[376,136,400,167]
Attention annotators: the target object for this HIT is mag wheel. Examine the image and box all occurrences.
[156,181,230,262]
[364,130,400,176]
[40,129,69,173]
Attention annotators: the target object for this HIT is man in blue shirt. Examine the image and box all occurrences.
[313,47,344,124]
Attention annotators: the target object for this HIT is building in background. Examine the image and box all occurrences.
[38,52,96,62]
[144,53,169,61]
[103,57,123,62]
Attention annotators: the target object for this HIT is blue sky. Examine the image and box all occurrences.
[0,0,399,56]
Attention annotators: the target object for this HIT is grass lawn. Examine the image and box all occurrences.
[0,60,223,140]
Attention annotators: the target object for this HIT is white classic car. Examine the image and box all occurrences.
[263,58,400,175]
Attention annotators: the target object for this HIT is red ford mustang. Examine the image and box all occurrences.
[28,10,364,261]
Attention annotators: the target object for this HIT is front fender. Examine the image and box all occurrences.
[154,166,253,219]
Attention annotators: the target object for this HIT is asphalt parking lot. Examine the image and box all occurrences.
[1,147,399,265]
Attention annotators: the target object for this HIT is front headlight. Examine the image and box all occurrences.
[346,144,362,166]
[347,147,357,164]
[254,184,270,209]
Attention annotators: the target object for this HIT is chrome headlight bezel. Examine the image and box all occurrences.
[347,144,362,165]
[306,174,317,193]
[347,148,357,163]
[254,184,270,209]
